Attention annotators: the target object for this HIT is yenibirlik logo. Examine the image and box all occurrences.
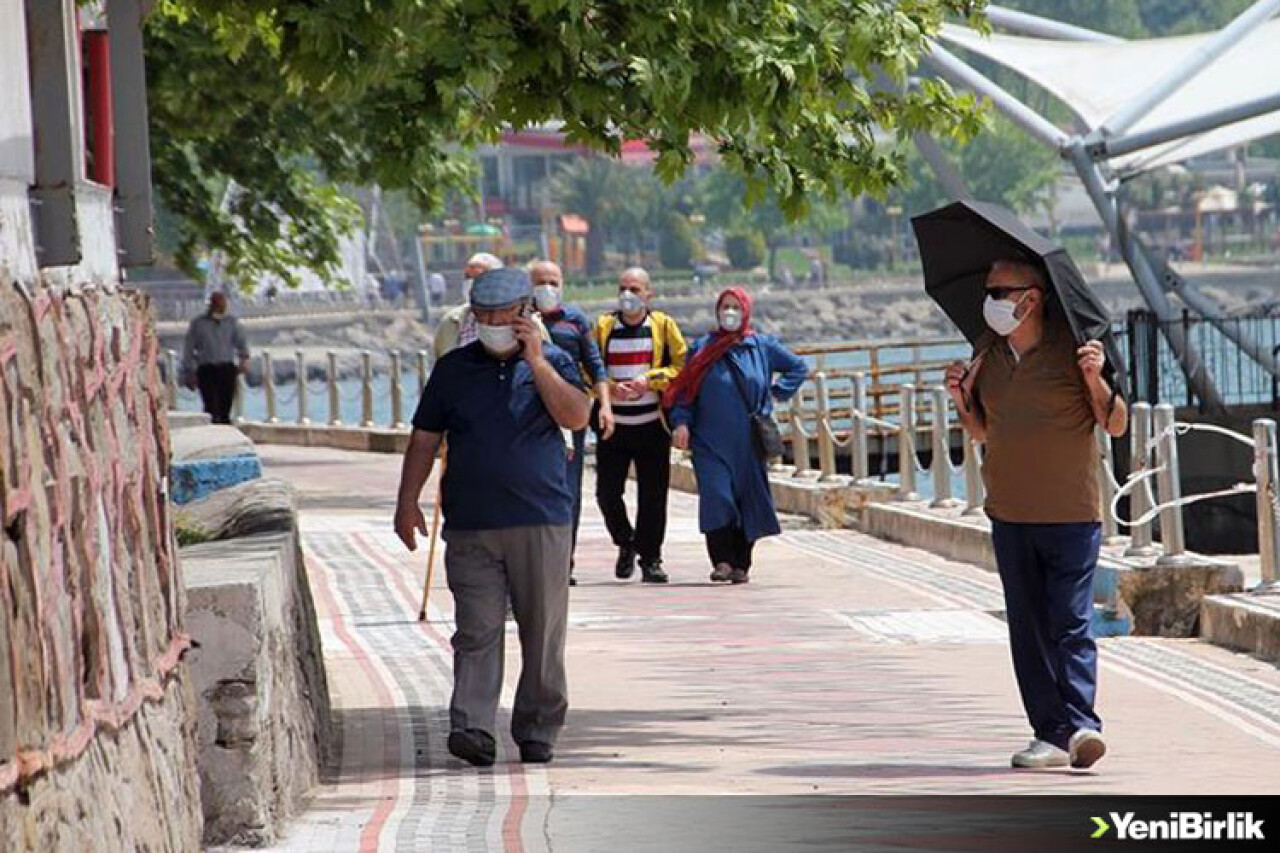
[1091,812,1265,841]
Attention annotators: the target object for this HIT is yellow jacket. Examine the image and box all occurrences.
[592,310,687,392]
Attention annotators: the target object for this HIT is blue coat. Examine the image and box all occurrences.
[669,334,808,543]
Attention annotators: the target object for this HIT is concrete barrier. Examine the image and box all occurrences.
[1200,592,1280,661]
[239,422,411,455]
[170,425,264,504]
[183,516,330,847]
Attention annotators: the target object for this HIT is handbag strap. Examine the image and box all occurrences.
[723,349,765,416]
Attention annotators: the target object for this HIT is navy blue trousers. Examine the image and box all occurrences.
[990,520,1103,751]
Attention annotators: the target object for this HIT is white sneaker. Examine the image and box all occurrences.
[1068,729,1107,769]
[1011,739,1069,769]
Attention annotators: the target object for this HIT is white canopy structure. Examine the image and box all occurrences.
[915,1,1280,408]
[938,20,1280,177]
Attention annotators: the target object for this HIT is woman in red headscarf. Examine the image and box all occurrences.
[664,288,808,583]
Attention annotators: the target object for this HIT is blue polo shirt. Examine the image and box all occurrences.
[541,304,607,386]
[413,341,584,532]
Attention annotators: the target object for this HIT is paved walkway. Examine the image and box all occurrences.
[248,445,1280,852]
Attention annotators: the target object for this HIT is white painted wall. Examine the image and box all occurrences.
[0,0,36,181]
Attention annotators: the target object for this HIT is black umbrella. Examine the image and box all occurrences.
[911,199,1126,398]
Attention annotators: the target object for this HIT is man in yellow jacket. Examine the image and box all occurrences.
[592,267,687,583]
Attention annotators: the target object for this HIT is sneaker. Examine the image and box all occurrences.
[615,545,636,580]
[729,568,750,584]
[710,563,733,582]
[1068,729,1107,769]
[639,558,669,584]
[448,729,496,768]
[1011,739,1068,769]
[518,740,555,764]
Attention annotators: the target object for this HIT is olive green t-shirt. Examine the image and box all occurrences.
[973,323,1100,523]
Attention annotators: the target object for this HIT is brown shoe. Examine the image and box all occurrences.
[710,563,733,582]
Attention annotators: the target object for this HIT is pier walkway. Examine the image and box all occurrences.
[240,445,1280,852]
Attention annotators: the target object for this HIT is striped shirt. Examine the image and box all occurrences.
[606,317,661,426]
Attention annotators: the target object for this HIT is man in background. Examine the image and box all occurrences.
[182,291,249,424]
[530,260,615,585]
[433,252,504,358]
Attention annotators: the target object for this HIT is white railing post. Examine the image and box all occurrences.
[1125,402,1160,557]
[417,349,428,393]
[1252,419,1280,591]
[390,352,405,429]
[851,372,869,481]
[962,435,984,516]
[327,350,341,426]
[815,373,837,480]
[790,389,811,476]
[898,384,918,501]
[1096,427,1122,544]
[165,349,178,408]
[296,350,310,425]
[361,350,374,428]
[1153,403,1189,564]
[263,352,278,424]
[930,386,957,507]
[232,373,245,424]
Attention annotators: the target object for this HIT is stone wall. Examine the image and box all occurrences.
[1,187,202,845]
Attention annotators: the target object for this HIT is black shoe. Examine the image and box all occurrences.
[518,740,555,764]
[640,558,669,584]
[448,729,496,767]
[569,573,577,587]
[615,545,637,580]
[729,568,750,584]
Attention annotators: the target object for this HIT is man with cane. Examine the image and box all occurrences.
[394,267,590,767]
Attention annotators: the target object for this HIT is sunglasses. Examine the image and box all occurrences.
[985,286,1037,300]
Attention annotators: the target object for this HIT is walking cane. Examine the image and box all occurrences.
[417,450,447,622]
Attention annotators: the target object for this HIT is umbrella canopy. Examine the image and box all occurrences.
[912,199,1126,398]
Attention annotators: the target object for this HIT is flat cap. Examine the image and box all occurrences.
[470,267,530,309]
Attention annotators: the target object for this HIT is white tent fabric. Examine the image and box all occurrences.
[938,21,1280,176]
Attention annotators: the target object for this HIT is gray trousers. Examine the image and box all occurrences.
[443,524,571,745]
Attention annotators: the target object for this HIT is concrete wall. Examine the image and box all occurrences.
[1,5,202,845]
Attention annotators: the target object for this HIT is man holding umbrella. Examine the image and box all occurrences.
[915,201,1127,772]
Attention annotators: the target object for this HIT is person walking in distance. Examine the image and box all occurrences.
[666,288,808,584]
[433,252,503,358]
[530,260,615,585]
[394,267,590,767]
[947,259,1127,771]
[592,267,687,584]
[181,291,249,424]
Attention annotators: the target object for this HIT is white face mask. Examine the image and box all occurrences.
[476,323,518,355]
[718,307,743,332]
[618,291,644,315]
[982,293,1029,337]
[210,307,227,319]
[533,284,561,313]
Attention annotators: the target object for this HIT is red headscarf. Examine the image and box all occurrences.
[663,287,754,408]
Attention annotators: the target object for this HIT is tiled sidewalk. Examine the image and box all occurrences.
[243,446,1280,852]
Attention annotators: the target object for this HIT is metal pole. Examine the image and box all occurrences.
[417,349,428,394]
[390,352,405,429]
[985,4,1125,42]
[165,349,178,408]
[296,350,310,425]
[930,386,956,507]
[1096,427,1122,544]
[898,384,918,501]
[962,435,984,516]
[922,43,1069,150]
[361,350,374,428]
[1093,92,1280,161]
[1252,419,1280,591]
[263,352,278,424]
[911,133,969,200]
[1126,403,1160,557]
[1096,0,1280,138]
[851,372,869,481]
[1067,143,1224,409]
[327,350,341,426]
[1153,403,1189,565]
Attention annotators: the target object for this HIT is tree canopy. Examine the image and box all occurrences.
[147,0,988,284]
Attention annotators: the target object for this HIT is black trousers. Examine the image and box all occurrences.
[705,525,754,571]
[595,420,670,562]
[197,363,239,425]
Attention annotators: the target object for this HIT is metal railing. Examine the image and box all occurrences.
[784,370,1280,589]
